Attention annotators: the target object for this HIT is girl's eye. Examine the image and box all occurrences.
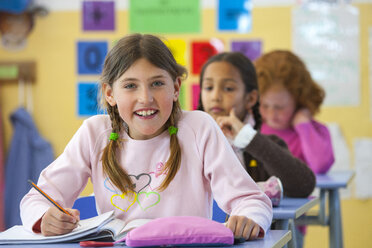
[152,81,164,87]
[274,106,284,111]
[203,86,213,91]
[124,83,136,89]
[224,87,235,92]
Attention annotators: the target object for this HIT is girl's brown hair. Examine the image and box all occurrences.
[254,50,325,115]
[100,33,187,194]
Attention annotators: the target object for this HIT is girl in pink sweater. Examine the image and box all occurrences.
[255,50,334,174]
[255,50,335,247]
[20,34,272,240]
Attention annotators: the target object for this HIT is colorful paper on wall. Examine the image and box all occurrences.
[129,0,200,33]
[191,41,219,75]
[231,40,261,61]
[292,3,360,106]
[83,1,115,31]
[192,84,200,110]
[77,41,108,75]
[77,82,105,117]
[164,39,187,66]
[218,0,252,33]
[179,83,187,110]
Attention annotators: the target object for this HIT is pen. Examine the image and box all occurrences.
[27,179,80,225]
[80,236,126,247]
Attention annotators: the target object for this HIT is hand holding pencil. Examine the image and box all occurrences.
[39,206,80,236]
[28,180,80,236]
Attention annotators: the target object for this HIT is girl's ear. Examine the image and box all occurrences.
[103,83,116,106]
[173,77,181,102]
[244,89,258,110]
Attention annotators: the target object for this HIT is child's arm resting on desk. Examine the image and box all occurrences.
[193,112,272,238]
[32,207,80,236]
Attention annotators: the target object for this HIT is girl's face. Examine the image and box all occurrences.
[259,84,296,130]
[104,58,180,140]
[201,61,255,121]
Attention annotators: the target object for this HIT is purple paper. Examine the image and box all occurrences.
[83,1,115,31]
[231,40,262,61]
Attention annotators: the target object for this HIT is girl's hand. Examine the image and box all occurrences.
[40,207,80,236]
[216,109,244,139]
[292,108,312,126]
[226,215,261,240]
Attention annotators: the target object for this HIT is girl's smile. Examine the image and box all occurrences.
[104,58,180,140]
[134,108,159,119]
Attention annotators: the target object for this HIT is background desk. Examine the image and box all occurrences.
[297,170,354,248]
[273,197,319,222]
[272,197,319,248]
[0,230,291,248]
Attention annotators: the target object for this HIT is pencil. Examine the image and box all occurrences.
[27,179,78,223]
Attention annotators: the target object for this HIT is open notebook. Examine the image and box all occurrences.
[0,211,151,244]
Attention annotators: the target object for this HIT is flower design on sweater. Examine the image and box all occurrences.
[148,162,167,191]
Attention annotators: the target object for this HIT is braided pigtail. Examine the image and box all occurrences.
[157,102,182,191]
[251,101,262,131]
[101,105,134,194]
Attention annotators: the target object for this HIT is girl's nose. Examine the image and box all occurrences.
[211,89,222,102]
[266,107,276,120]
[138,88,154,104]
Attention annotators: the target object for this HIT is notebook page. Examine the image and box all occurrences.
[0,210,114,244]
[121,219,152,233]
[113,218,152,242]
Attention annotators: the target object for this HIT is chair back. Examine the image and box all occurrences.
[212,200,228,223]
[72,195,98,220]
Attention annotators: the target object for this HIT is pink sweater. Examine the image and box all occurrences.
[261,121,334,174]
[20,111,272,235]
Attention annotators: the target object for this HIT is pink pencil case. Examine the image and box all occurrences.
[124,216,234,247]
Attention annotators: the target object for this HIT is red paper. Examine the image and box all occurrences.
[191,42,218,75]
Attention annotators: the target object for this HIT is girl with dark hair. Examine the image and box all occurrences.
[20,34,273,241]
[198,52,316,202]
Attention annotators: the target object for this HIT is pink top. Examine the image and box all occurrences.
[261,121,334,174]
[20,111,272,235]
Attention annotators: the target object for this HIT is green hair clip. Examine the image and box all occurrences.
[109,132,119,141]
[168,126,178,136]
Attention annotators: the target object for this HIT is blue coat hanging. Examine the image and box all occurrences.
[4,107,54,228]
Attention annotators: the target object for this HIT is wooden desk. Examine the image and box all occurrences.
[0,230,291,248]
[297,170,354,248]
[272,197,319,248]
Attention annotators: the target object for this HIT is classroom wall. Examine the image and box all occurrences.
[0,3,371,247]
